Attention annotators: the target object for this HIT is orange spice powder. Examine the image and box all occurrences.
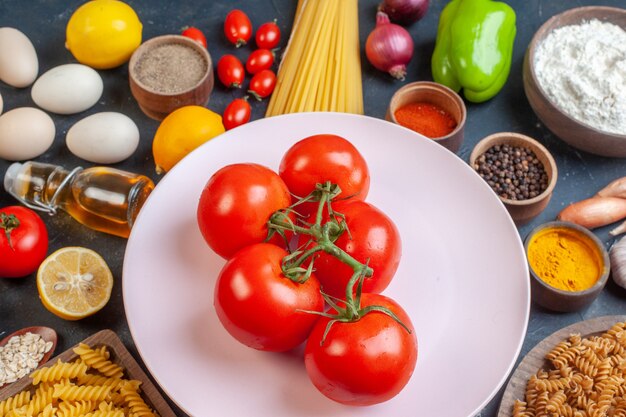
[394,102,457,138]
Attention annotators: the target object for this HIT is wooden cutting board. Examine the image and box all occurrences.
[0,329,176,417]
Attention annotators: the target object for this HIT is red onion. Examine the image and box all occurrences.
[365,12,414,80]
[379,0,429,26]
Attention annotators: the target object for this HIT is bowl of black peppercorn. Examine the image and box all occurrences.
[469,132,558,225]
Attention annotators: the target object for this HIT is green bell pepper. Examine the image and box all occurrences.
[431,0,516,103]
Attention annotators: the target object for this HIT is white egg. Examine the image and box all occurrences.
[0,107,55,161]
[0,27,38,88]
[66,112,139,164]
[31,64,103,114]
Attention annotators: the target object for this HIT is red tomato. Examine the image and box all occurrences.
[197,163,291,259]
[224,9,252,47]
[181,26,207,48]
[305,293,418,406]
[223,98,251,131]
[300,200,401,298]
[256,21,281,49]
[245,49,274,75]
[215,243,324,352]
[0,206,48,278]
[279,134,370,205]
[248,69,276,99]
[217,54,245,88]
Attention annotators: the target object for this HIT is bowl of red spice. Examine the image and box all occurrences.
[469,132,558,225]
[129,34,214,120]
[386,81,466,153]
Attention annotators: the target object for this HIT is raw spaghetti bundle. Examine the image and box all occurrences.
[266,0,363,116]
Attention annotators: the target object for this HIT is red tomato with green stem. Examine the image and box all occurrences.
[181,27,207,48]
[197,163,291,259]
[217,55,245,88]
[279,134,371,215]
[299,199,401,299]
[246,49,274,75]
[214,243,324,352]
[248,69,276,100]
[223,98,251,131]
[224,10,252,47]
[256,21,281,49]
[305,292,417,406]
[0,206,48,278]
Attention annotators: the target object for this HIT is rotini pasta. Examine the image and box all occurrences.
[0,344,159,417]
[514,320,626,417]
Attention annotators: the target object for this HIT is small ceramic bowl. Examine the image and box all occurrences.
[386,81,466,153]
[523,6,626,157]
[129,35,214,121]
[469,132,558,226]
[524,221,610,312]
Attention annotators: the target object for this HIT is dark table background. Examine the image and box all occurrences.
[1,0,625,416]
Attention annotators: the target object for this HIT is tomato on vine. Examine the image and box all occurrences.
[217,54,245,88]
[197,163,291,259]
[255,21,281,49]
[214,243,324,352]
[181,26,207,48]
[248,69,276,100]
[0,206,48,278]
[224,10,252,47]
[305,292,418,406]
[246,49,274,75]
[223,98,251,131]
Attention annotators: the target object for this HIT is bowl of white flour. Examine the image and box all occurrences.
[523,6,626,158]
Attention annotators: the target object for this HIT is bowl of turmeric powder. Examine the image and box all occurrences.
[386,81,466,153]
[525,221,610,312]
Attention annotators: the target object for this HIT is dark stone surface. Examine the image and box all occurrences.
[0,1,625,415]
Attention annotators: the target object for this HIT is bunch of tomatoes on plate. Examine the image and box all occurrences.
[196,134,418,406]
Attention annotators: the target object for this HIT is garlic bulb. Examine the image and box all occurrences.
[610,236,626,289]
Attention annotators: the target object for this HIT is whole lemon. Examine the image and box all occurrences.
[153,106,225,174]
[66,0,142,69]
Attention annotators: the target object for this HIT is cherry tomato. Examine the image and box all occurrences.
[215,243,324,352]
[279,134,370,206]
[245,49,274,75]
[197,163,291,259]
[248,69,276,100]
[300,200,401,298]
[181,26,207,48]
[0,206,48,278]
[256,21,281,49]
[223,98,251,131]
[224,9,252,47]
[217,54,245,88]
[305,293,418,406]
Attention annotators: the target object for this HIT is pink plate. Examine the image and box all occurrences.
[123,112,529,417]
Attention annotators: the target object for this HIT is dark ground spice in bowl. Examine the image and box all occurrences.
[474,144,549,201]
[134,43,207,94]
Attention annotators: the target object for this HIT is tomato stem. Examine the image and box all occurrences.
[0,213,20,251]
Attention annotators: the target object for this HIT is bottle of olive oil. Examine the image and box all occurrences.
[4,161,154,238]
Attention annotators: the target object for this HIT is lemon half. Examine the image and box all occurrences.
[37,247,113,320]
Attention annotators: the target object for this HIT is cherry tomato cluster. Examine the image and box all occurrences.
[0,206,48,278]
[217,10,281,130]
[196,134,418,406]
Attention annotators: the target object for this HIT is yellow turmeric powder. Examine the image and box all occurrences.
[527,226,603,291]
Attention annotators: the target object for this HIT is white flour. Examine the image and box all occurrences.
[534,19,626,135]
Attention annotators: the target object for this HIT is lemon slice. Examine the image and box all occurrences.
[37,247,113,320]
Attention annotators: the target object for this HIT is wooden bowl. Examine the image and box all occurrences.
[469,132,558,225]
[523,6,626,157]
[386,81,466,153]
[524,221,610,313]
[0,326,57,389]
[129,35,214,121]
